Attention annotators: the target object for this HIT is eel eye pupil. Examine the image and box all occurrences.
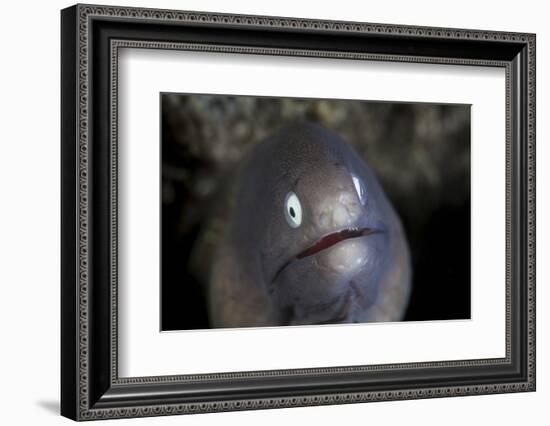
[284,192,302,228]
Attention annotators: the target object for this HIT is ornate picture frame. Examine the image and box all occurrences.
[61,3,535,420]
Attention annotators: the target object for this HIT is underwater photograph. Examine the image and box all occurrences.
[160,94,471,330]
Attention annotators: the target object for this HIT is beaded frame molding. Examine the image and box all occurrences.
[61,3,536,421]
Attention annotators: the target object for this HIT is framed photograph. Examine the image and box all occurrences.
[61,4,536,421]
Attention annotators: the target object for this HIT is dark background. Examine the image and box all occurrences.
[161,94,471,331]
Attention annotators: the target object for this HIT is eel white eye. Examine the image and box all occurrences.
[284,192,302,228]
[352,174,367,205]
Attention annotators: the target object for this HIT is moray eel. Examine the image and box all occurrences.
[191,122,411,328]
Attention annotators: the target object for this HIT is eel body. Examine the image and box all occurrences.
[191,123,411,327]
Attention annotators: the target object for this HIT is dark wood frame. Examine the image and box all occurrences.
[61,3,536,421]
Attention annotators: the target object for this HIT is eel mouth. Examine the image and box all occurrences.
[270,226,381,285]
[296,227,377,260]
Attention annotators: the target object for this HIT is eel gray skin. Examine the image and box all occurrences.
[190,122,411,328]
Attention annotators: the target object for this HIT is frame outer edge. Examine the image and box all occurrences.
[66,4,536,420]
[60,4,79,422]
[527,33,535,390]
